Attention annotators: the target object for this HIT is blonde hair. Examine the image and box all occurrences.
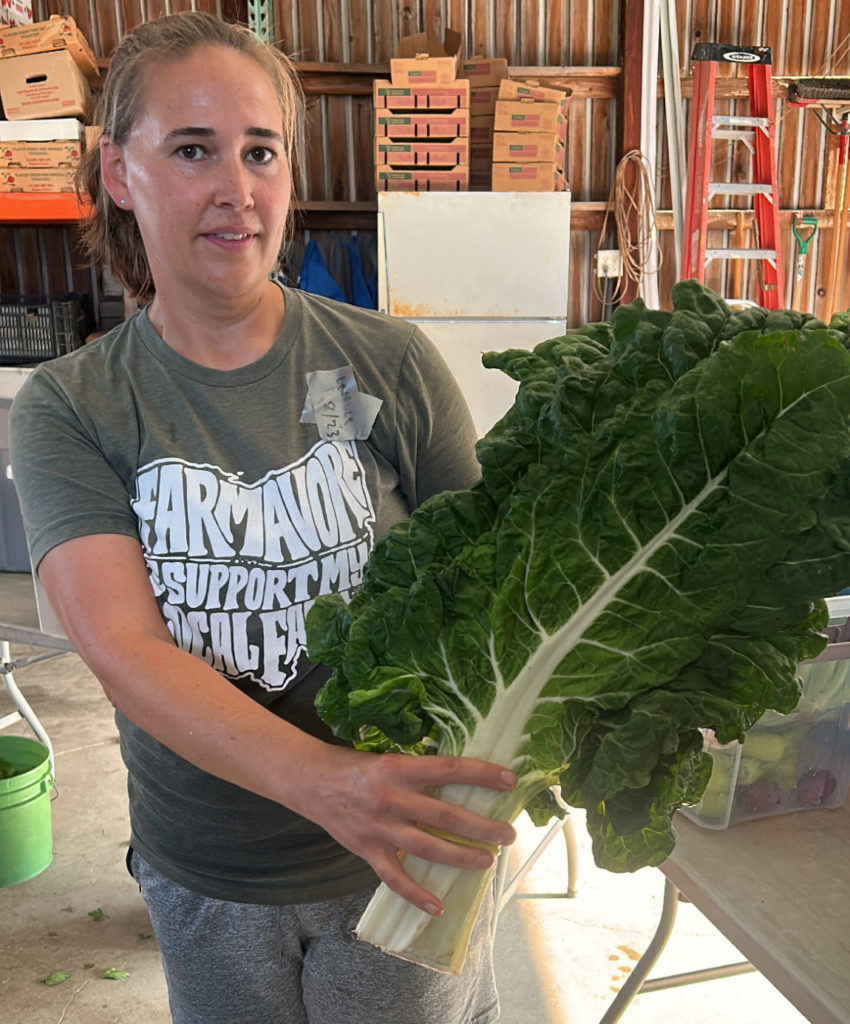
[76,11,302,301]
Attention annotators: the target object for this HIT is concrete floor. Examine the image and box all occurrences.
[0,571,814,1023]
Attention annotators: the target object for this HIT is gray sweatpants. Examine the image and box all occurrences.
[130,851,500,1024]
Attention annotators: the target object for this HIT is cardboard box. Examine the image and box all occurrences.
[374,108,469,139]
[493,131,565,169]
[0,0,32,28]
[458,57,509,86]
[374,79,470,111]
[0,138,81,166]
[469,85,499,116]
[0,15,99,82]
[376,165,469,192]
[0,115,83,141]
[0,49,90,120]
[491,161,567,192]
[681,634,850,829]
[0,164,76,191]
[494,97,568,139]
[498,78,571,105]
[375,137,468,167]
[390,29,462,87]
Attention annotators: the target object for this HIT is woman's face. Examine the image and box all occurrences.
[106,44,291,309]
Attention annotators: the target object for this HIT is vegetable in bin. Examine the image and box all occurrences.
[306,280,850,973]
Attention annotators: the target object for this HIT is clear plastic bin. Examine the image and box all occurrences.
[682,623,850,829]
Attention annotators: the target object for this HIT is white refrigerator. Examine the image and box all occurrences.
[377,191,571,436]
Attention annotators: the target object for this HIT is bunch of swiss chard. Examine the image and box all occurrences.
[306,281,850,972]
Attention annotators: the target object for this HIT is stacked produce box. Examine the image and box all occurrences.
[373,30,470,192]
[459,57,509,191]
[0,0,31,28]
[492,79,570,192]
[0,15,99,193]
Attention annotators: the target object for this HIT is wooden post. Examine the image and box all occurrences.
[618,0,646,305]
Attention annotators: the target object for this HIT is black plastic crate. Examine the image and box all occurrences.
[0,293,93,365]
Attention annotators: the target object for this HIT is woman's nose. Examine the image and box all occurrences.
[214,155,254,208]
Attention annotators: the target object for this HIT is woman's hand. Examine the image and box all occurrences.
[303,746,518,915]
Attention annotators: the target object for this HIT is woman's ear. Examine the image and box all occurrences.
[100,136,132,209]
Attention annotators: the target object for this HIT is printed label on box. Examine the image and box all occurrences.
[373,79,470,110]
[376,164,469,191]
[374,108,469,138]
[0,138,80,166]
[459,57,509,86]
[497,79,571,105]
[375,137,468,167]
[0,164,75,191]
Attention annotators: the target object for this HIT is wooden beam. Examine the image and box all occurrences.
[654,208,835,230]
[617,0,645,304]
[294,61,388,95]
[290,61,622,98]
[290,200,836,235]
[509,66,621,100]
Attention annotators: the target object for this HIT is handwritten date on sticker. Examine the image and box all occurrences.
[300,366,383,442]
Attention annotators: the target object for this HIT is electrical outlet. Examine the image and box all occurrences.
[594,249,623,278]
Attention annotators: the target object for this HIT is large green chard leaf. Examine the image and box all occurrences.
[306,281,850,872]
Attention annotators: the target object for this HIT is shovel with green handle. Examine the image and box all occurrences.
[793,215,818,281]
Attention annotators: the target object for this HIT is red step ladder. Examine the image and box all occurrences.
[682,43,783,308]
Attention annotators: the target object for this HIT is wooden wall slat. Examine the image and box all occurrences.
[544,0,566,66]
[274,0,299,55]
[352,94,375,199]
[518,0,539,65]
[422,0,445,41]
[469,0,492,57]
[446,0,466,42]
[0,229,18,293]
[347,1,370,64]
[372,1,396,62]
[398,0,418,40]
[493,0,514,61]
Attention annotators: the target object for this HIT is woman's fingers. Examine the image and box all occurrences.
[309,747,519,913]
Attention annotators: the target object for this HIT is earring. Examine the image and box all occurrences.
[119,198,126,205]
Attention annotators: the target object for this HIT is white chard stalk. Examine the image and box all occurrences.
[355,628,568,972]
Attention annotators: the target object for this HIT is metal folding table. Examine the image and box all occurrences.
[600,802,850,1023]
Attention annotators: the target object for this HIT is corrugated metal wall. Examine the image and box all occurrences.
[2,1,849,326]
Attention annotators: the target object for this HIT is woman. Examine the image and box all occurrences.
[9,12,515,1024]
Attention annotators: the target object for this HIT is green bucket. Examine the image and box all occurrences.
[0,735,53,887]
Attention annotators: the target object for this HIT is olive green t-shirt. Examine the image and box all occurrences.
[9,286,481,903]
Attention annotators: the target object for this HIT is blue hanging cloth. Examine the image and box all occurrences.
[340,236,377,309]
[298,239,348,303]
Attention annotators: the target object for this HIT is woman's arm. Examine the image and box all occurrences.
[39,533,516,914]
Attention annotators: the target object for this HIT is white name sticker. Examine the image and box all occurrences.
[300,365,383,442]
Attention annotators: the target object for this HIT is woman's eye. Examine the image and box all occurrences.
[177,144,204,160]
[247,146,274,165]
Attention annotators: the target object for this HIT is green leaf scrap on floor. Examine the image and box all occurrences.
[102,966,130,980]
[41,970,71,986]
[137,932,152,940]
[87,908,108,921]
